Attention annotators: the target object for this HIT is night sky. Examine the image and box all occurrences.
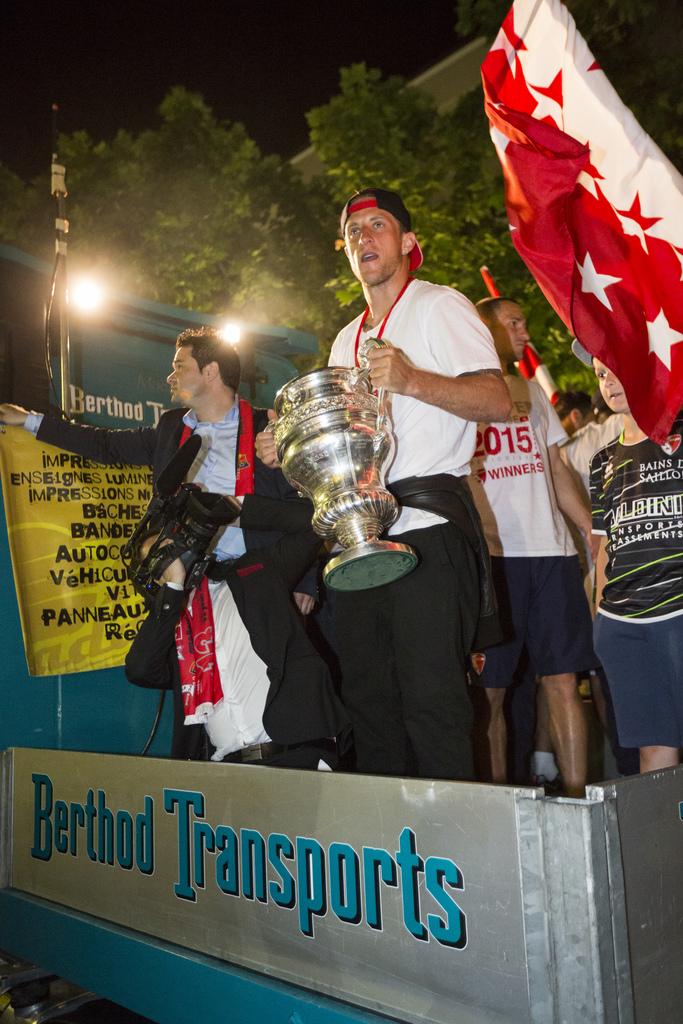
[3,0,465,181]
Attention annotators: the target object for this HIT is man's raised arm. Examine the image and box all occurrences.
[1,402,157,467]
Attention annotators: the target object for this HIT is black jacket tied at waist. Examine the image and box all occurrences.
[389,473,501,651]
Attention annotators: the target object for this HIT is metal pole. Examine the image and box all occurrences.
[51,103,71,418]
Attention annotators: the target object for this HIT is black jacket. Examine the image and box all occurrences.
[125,498,351,760]
[36,406,300,555]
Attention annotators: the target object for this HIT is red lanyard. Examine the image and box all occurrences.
[353,277,414,366]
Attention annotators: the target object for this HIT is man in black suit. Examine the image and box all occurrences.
[0,327,303,571]
[0,327,335,759]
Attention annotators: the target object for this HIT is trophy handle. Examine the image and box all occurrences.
[351,364,371,387]
[362,338,392,431]
[376,386,389,431]
[352,367,388,429]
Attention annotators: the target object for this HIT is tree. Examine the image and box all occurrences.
[456,0,682,168]
[2,1,678,386]
[306,0,681,388]
[307,62,584,384]
[0,88,338,340]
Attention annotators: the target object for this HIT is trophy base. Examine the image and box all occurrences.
[324,541,418,592]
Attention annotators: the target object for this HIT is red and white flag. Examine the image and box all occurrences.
[482,0,683,442]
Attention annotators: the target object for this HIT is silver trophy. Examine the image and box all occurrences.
[272,341,418,591]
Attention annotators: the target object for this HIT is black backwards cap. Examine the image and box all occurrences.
[338,188,424,271]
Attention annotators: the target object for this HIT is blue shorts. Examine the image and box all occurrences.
[473,555,597,688]
[594,613,683,748]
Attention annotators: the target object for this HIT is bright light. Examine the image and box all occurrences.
[219,321,242,345]
[71,278,105,313]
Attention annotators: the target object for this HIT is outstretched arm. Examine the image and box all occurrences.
[1,402,158,465]
[38,416,157,467]
[0,403,30,426]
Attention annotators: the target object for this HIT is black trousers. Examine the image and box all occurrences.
[334,522,480,781]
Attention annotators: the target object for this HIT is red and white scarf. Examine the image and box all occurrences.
[174,399,255,723]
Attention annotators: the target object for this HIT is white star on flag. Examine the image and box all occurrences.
[647,309,683,371]
[527,83,562,127]
[673,248,683,283]
[489,26,521,74]
[577,169,599,198]
[577,143,607,198]
[615,210,649,253]
[614,194,661,255]
[576,252,621,310]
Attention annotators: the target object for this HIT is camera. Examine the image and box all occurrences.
[121,483,241,598]
[120,435,243,598]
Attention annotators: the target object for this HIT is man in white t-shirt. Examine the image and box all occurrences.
[468,298,596,797]
[324,188,511,780]
[258,188,511,779]
[555,389,624,499]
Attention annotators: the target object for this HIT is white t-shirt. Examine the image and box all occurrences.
[560,415,624,495]
[184,583,331,770]
[202,581,271,760]
[329,279,501,534]
[467,376,576,557]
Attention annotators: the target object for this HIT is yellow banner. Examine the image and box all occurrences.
[0,429,152,676]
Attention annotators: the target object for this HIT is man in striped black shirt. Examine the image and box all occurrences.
[590,356,683,773]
